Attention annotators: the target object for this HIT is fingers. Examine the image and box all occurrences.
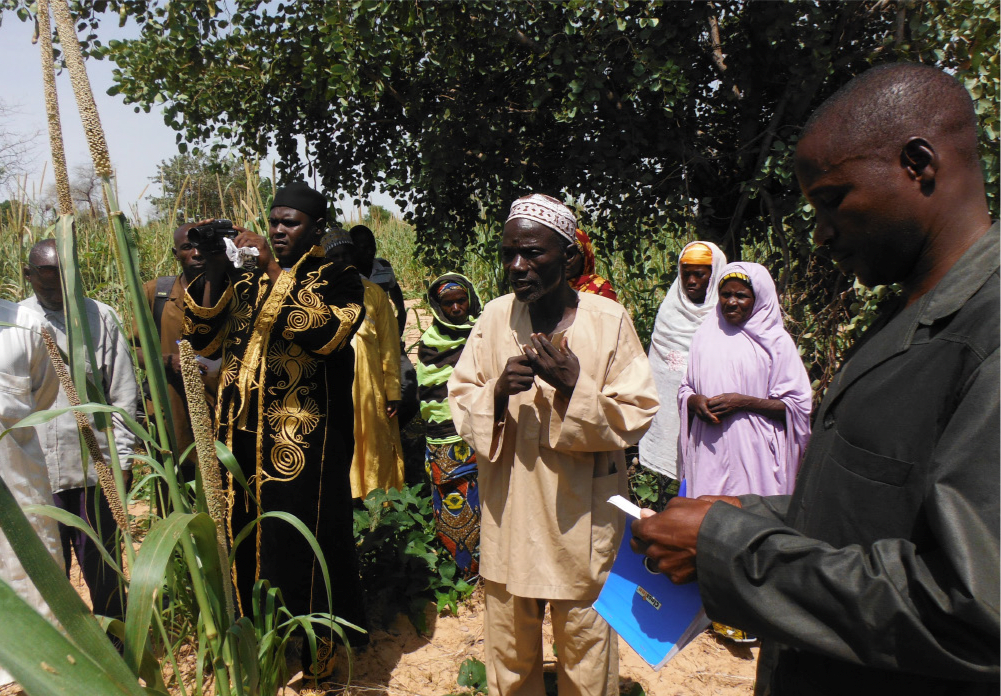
[698,494,742,508]
[523,334,547,363]
[697,406,720,424]
[629,536,650,555]
[233,231,259,248]
[639,508,656,518]
[500,355,536,396]
[630,537,697,583]
[506,354,534,374]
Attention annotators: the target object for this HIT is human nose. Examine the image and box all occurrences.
[812,217,834,247]
[509,254,528,273]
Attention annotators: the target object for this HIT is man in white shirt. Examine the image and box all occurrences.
[0,297,62,687]
[21,239,138,619]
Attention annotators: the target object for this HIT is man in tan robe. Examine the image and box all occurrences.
[449,194,658,696]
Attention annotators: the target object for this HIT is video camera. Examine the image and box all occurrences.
[188,219,238,254]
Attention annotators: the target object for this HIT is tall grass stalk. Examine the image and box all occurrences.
[0,3,349,694]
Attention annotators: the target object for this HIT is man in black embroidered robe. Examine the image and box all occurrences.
[183,183,367,668]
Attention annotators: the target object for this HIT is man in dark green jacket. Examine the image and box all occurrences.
[632,63,999,695]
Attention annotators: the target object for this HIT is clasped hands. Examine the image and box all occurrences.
[630,495,741,584]
[689,392,747,424]
[495,333,580,401]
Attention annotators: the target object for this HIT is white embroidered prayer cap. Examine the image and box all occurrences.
[506,194,577,244]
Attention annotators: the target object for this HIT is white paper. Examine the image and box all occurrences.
[608,494,644,519]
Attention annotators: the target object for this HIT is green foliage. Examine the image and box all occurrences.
[24,0,987,390]
[353,485,475,633]
[2,0,994,390]
[59,2,908,245]
[627,464,679,511]
[449,657,489,696]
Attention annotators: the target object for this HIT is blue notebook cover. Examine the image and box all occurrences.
[593,483,709,669]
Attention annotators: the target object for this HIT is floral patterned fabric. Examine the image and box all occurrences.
[569,228,618,301]
[425,440,480,577]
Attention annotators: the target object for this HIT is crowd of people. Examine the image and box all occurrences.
[0,62,996,696]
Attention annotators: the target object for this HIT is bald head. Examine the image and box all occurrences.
[803,63,980,170]
[796,62,992,298]
[28,238,58,266]
[24,239,62,311]
[173,222,196,248]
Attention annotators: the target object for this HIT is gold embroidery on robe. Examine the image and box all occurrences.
[316,303,364,356]
[262,340,320,483]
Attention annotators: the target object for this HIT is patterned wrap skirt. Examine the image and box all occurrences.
[425,439,480,577]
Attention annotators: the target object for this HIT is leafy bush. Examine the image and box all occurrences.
[353,485,475,633]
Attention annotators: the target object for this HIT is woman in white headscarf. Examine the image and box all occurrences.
[639,241,727,479]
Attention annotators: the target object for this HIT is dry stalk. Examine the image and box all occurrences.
[49,0,113,177]
[36,0,72,214]
[178,339,234,618]
[40,328,129,534]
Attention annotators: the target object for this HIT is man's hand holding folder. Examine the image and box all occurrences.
[631,495,742,584]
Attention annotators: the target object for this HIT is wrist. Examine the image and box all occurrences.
[556,382,575,400]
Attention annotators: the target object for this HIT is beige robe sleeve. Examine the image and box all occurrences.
[448,317,507,462]
[538,309,659,452]
[450,299,659,460]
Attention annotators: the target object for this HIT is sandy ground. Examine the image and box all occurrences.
[311,588,756,696]
[61,539,757,696]
[402,298,432,359]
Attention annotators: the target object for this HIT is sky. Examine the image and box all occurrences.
[0,12,401,222]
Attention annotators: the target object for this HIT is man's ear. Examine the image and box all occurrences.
[565,240,581,269]
[901,137,938,194]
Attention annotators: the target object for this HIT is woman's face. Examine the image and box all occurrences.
[719,279,755,325]
[438,287,470,324]
[680,263,713,304]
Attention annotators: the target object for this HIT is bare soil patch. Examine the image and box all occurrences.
[312,587,755,696]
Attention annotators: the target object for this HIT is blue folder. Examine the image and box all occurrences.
[593,482,709,669]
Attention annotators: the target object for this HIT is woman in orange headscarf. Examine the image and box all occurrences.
[568,228,618,301]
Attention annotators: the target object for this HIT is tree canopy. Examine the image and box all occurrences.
[2,0,997,384]
[6,1,996,257]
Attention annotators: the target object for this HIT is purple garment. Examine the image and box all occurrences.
[678,262,812,498]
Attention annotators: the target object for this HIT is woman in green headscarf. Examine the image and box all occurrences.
[417,273,483,577]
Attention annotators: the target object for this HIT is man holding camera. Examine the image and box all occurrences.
[184,182,367,678]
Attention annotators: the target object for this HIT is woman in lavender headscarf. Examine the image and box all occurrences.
[678,262,812,499]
